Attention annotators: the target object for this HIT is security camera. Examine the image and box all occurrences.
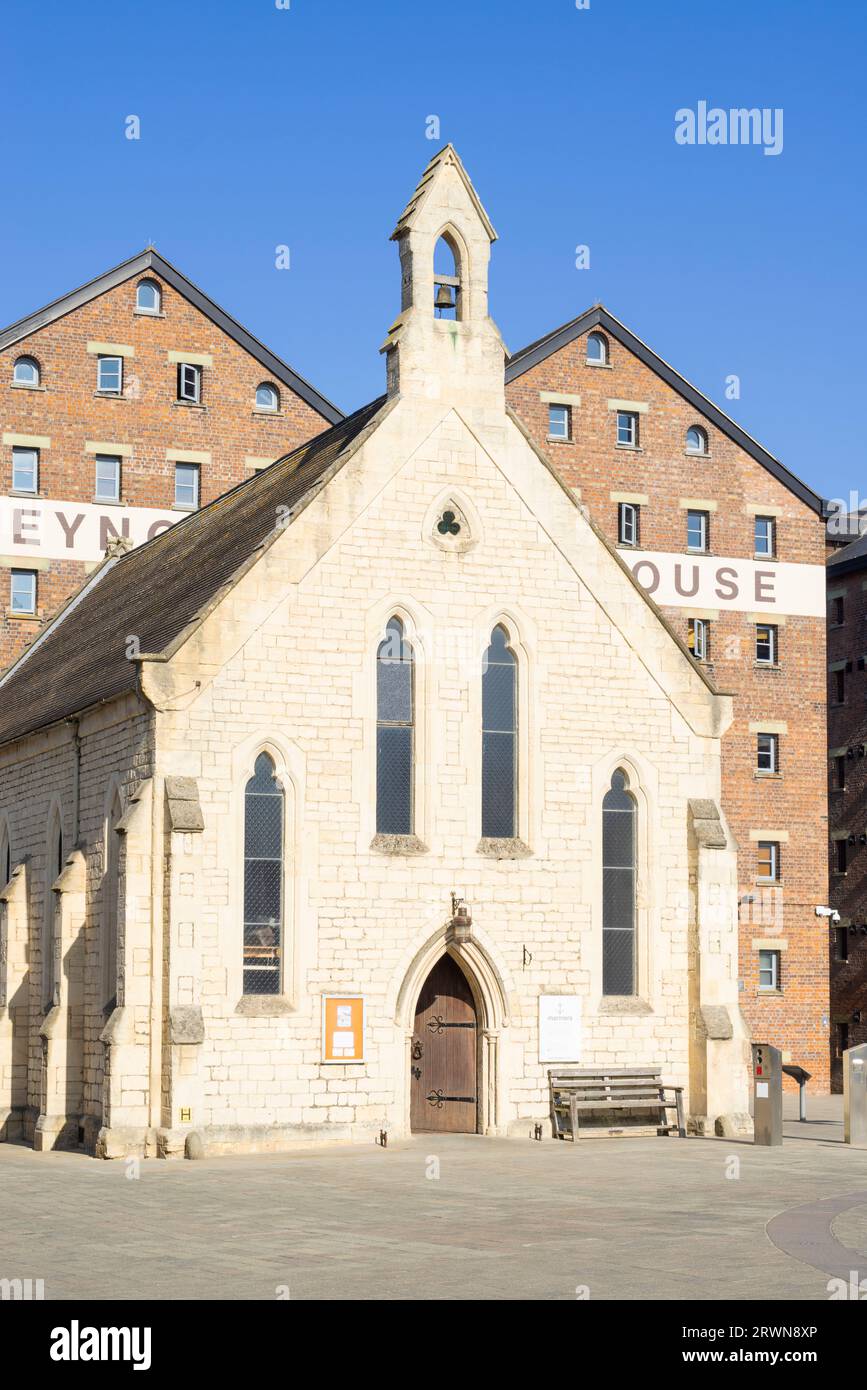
[815,905,841,922]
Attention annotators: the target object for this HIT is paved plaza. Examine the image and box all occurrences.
[1,1096,866,1301]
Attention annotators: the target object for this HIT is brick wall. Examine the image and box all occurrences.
[827,558,867,1088]
[506,328,830,1086]
[0,269,333,666]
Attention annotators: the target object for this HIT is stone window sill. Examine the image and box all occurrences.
[133,309,166,318]
[477,836,532,859]
[8,489,42,499]
[10,383,47,392]
[370,833,428,855]
[172,400,207,411]
[6,610,40,621]
[586,360,614,369]
[234,995,294,1017]
[93,390,126,400]
[685,450,710,460]
[252,409,284,418]
[755,771,783,780]
[754,553,779,562]
[598,995,653,1015]
[754,663,782,673]
[546,435,573,445]
[615,443,643,452]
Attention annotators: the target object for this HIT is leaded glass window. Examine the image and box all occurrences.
[376,618,414,834]
[602,769,636,995]
[243,753,284,995]
[482,625,517,839]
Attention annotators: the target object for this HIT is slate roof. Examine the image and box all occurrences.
[0,247,344,425]
[0,397,386,747]
[827,529,867,577]
[506,303,826,516]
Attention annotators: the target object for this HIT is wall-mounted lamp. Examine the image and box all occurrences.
[450,891,472,941]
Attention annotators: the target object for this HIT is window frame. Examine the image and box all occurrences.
[177,361,202,404]
[94,453,121,503]
[547,402,571,441]
[758,948,781,992]
[242,752,285,997]
[375,617,415,837]
[602,768,637,997]
[754,514,777,558]
[685,425,708,455]
[481,624,518,841]
[757,840,780,883]
[756,732,779,775]
[10,568,36,615]
[135,279,161,314]
[834,838,848,874]
[688,617,710,661]
[616,411,639,448]
[255,382,280,412]
[11,445,38,494]
[618,501,640,547]
[686,509,710,552]
[586,332,608,365]
[12,356,40,387]
[174,461,200,510]
[96,354,123,395]
[755,623,778,666]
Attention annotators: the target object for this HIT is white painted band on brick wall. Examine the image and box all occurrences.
[0,496,180,560]
[626,550,826,617]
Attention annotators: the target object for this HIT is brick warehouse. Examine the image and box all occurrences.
[826,525,867,1089]
[505,308,830,1087]
[0,147,754,1156]
[0,249,342,669]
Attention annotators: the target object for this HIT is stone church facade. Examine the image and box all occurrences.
[0,148,750,1157]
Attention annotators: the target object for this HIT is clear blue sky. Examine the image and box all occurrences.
[3,0,864,505]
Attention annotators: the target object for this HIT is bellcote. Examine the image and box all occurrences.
[381,146,505,405]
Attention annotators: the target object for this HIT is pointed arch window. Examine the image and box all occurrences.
[376,618,414,834]
[482,625,517,839]
[243,753,284,995]
[0,820,10,889]
[43,812,63,1010]
[602,770,636,995]
[103,788,123,1011]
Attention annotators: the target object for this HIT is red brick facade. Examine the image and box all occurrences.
[0,257,337,669]
[826,545,867,1089]
[506,320,830,1087]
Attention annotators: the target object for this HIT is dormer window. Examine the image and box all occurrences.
[255,382,280,412]
[433,233,462,320]
[586,332,608,365]
[12,356,40,387]
[136,279,161,314]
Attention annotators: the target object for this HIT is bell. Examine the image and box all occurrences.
[435,282,455,312]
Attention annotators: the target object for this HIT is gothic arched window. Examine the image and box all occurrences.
[602,769,636,995]
[243,753,284,995]
[376,618,414,835]
[103,788,123,1011]
[433,233,462,320]
[482,625,517,839]
[43,811,63,1010]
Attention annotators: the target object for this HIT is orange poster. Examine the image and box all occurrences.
[322,996,364,1064]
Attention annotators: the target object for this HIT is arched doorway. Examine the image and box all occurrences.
[410,954,478,1133]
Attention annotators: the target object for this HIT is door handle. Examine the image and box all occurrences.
[411,1039,423,1060]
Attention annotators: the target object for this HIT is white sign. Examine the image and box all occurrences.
[756,1081,769,1098]
[0,496,180,563]
[539,995,582,1063]
[626,551,826,618]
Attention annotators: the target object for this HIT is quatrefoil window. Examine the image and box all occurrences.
[437,510,461,536]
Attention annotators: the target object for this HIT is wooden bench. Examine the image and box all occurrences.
[548,1067,686,1142]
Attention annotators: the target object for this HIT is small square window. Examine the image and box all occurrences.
[758,948,780,991]
[10,569,36,614]
[94,454,121,502]
[836,927,849,962]
[686,510,709,552]
[97,355,123,394]
[547,403,571,441]
[757,840,779,882]
[618,502,639,547]
[755,624,778,665]
[834,755,846,791]
[177,362,202,403]
[174,462,200,509]
[835,838,848,874]
[616,411,639,447]
[11,446,38,493]
[754,515,776,557]
[688,617,710,661]
[757,732,779,774]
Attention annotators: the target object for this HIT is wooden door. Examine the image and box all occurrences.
[410,955,478,1133]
